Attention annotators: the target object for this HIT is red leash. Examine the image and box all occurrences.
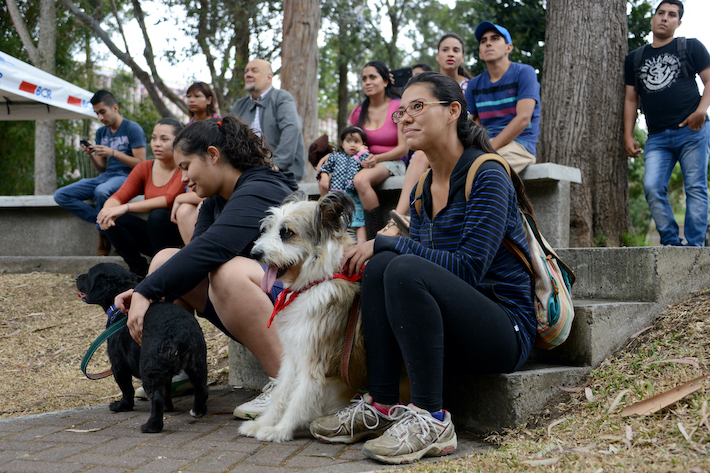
[267,271,362,328]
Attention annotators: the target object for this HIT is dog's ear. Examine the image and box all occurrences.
[316,191,355,237]
[282,190,306,205]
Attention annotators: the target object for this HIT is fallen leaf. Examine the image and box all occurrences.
[66,427,104,433]
[522,457,560,466]
[0,329,21,339]
[547,417,568,438]
[608,389,632,414]
[621,375,709,417]
[585,387,596,402]
[679,422,691,442]
[598,435,624,442]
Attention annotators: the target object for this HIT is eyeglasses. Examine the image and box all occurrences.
[391,101,450,124]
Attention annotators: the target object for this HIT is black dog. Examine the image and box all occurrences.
[76,263,208,433]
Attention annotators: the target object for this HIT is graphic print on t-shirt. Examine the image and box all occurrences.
[640,53,681,92]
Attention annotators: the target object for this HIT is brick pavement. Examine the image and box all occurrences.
[0,387,490,473]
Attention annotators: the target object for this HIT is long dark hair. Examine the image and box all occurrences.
[405,72,533,214]
[357,61,400,128]
[437,33,472,80]
[173,115,272,171]
[186,82,218,118]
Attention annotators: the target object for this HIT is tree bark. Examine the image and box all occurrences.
[539,0,630,247]
[281,0,321,181]
[7,0,57,195]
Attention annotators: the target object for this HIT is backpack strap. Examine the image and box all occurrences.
[413,153,510,216]
[632,44,649,92]
[464,153,511,201]
[677,37,692,78]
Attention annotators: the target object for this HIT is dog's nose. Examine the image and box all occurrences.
[251,248,263,260]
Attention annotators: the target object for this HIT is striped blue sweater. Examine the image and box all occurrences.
[374,146,536,370]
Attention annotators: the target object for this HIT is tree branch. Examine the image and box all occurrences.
[5,0,40,64]
[109,0,131,55]
[60,0,177,118]
[130,0,188,114]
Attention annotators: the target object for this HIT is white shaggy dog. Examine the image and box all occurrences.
[238,192,367,443]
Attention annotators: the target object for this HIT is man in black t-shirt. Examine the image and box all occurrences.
[624,0,710,247]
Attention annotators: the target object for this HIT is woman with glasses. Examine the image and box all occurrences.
[385,33,472,235]
[309,72,536,465]
[349,61,409,232]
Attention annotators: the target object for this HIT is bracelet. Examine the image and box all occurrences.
[126,203,130,212]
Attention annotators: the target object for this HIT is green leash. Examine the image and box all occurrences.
[80,305,127,380]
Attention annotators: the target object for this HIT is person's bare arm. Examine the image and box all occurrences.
[489,98,536,150]
[680,66,710,130]
[624,85,642,157]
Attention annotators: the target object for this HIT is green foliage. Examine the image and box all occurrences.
[628,0,653,52]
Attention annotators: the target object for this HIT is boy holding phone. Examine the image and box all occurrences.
[54,90,146,255]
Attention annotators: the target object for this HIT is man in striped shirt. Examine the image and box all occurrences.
[464,22,541,173]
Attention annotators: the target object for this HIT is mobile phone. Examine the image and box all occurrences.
[80,139,91,148]
[391,67,413,89]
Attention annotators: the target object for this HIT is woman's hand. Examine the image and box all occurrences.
[360,154,380,168]
[115,289,150,345]
[341,239,375,277]
[96,205,128,230]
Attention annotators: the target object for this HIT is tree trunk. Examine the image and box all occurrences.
[540,0,630,247]
[7,0,58,194]
[281,0,321,181]
[337,45,350,136]
[34,0,57,195]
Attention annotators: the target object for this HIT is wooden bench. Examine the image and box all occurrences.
[299,162,582,247]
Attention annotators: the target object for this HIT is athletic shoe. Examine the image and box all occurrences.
[362,404,457,464]
[135,371,193,400]
[233,377,276,420]
[309,393,399,444]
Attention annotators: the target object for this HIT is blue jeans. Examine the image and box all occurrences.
[53,172,128,232]
[644,122,710,246]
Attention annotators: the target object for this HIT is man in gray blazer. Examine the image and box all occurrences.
[231,59,306,180]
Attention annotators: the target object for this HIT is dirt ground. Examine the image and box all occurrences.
[0,272,230,417]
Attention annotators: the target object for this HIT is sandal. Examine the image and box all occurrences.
[389,211,411,238]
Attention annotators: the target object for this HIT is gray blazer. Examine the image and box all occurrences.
[230,88,305,180]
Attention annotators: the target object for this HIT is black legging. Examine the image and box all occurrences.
[105,209,182,277]
[361,251,521,412]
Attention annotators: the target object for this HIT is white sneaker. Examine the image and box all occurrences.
[135,371,192,400]
[233,377,276,420]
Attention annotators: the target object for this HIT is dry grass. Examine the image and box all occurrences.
[3,273,710,471]
[398,291,710,472]
[0,272,229,418]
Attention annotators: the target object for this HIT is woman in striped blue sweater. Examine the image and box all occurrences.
[310,72,537,464]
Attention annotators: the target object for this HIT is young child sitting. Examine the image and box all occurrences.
[318,126,370,243]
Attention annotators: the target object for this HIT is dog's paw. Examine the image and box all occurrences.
[254,425,294,443]
[190,407,207,418]
[238,420,261,438]
[140,420,163,433]
[109,399,134,412]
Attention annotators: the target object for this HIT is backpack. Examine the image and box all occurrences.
[413,153,576,349]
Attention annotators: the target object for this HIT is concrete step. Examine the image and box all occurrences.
[529,299,656,368]
[556,247,710,304]
[0,256,126,275]
[445,363,590,434]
